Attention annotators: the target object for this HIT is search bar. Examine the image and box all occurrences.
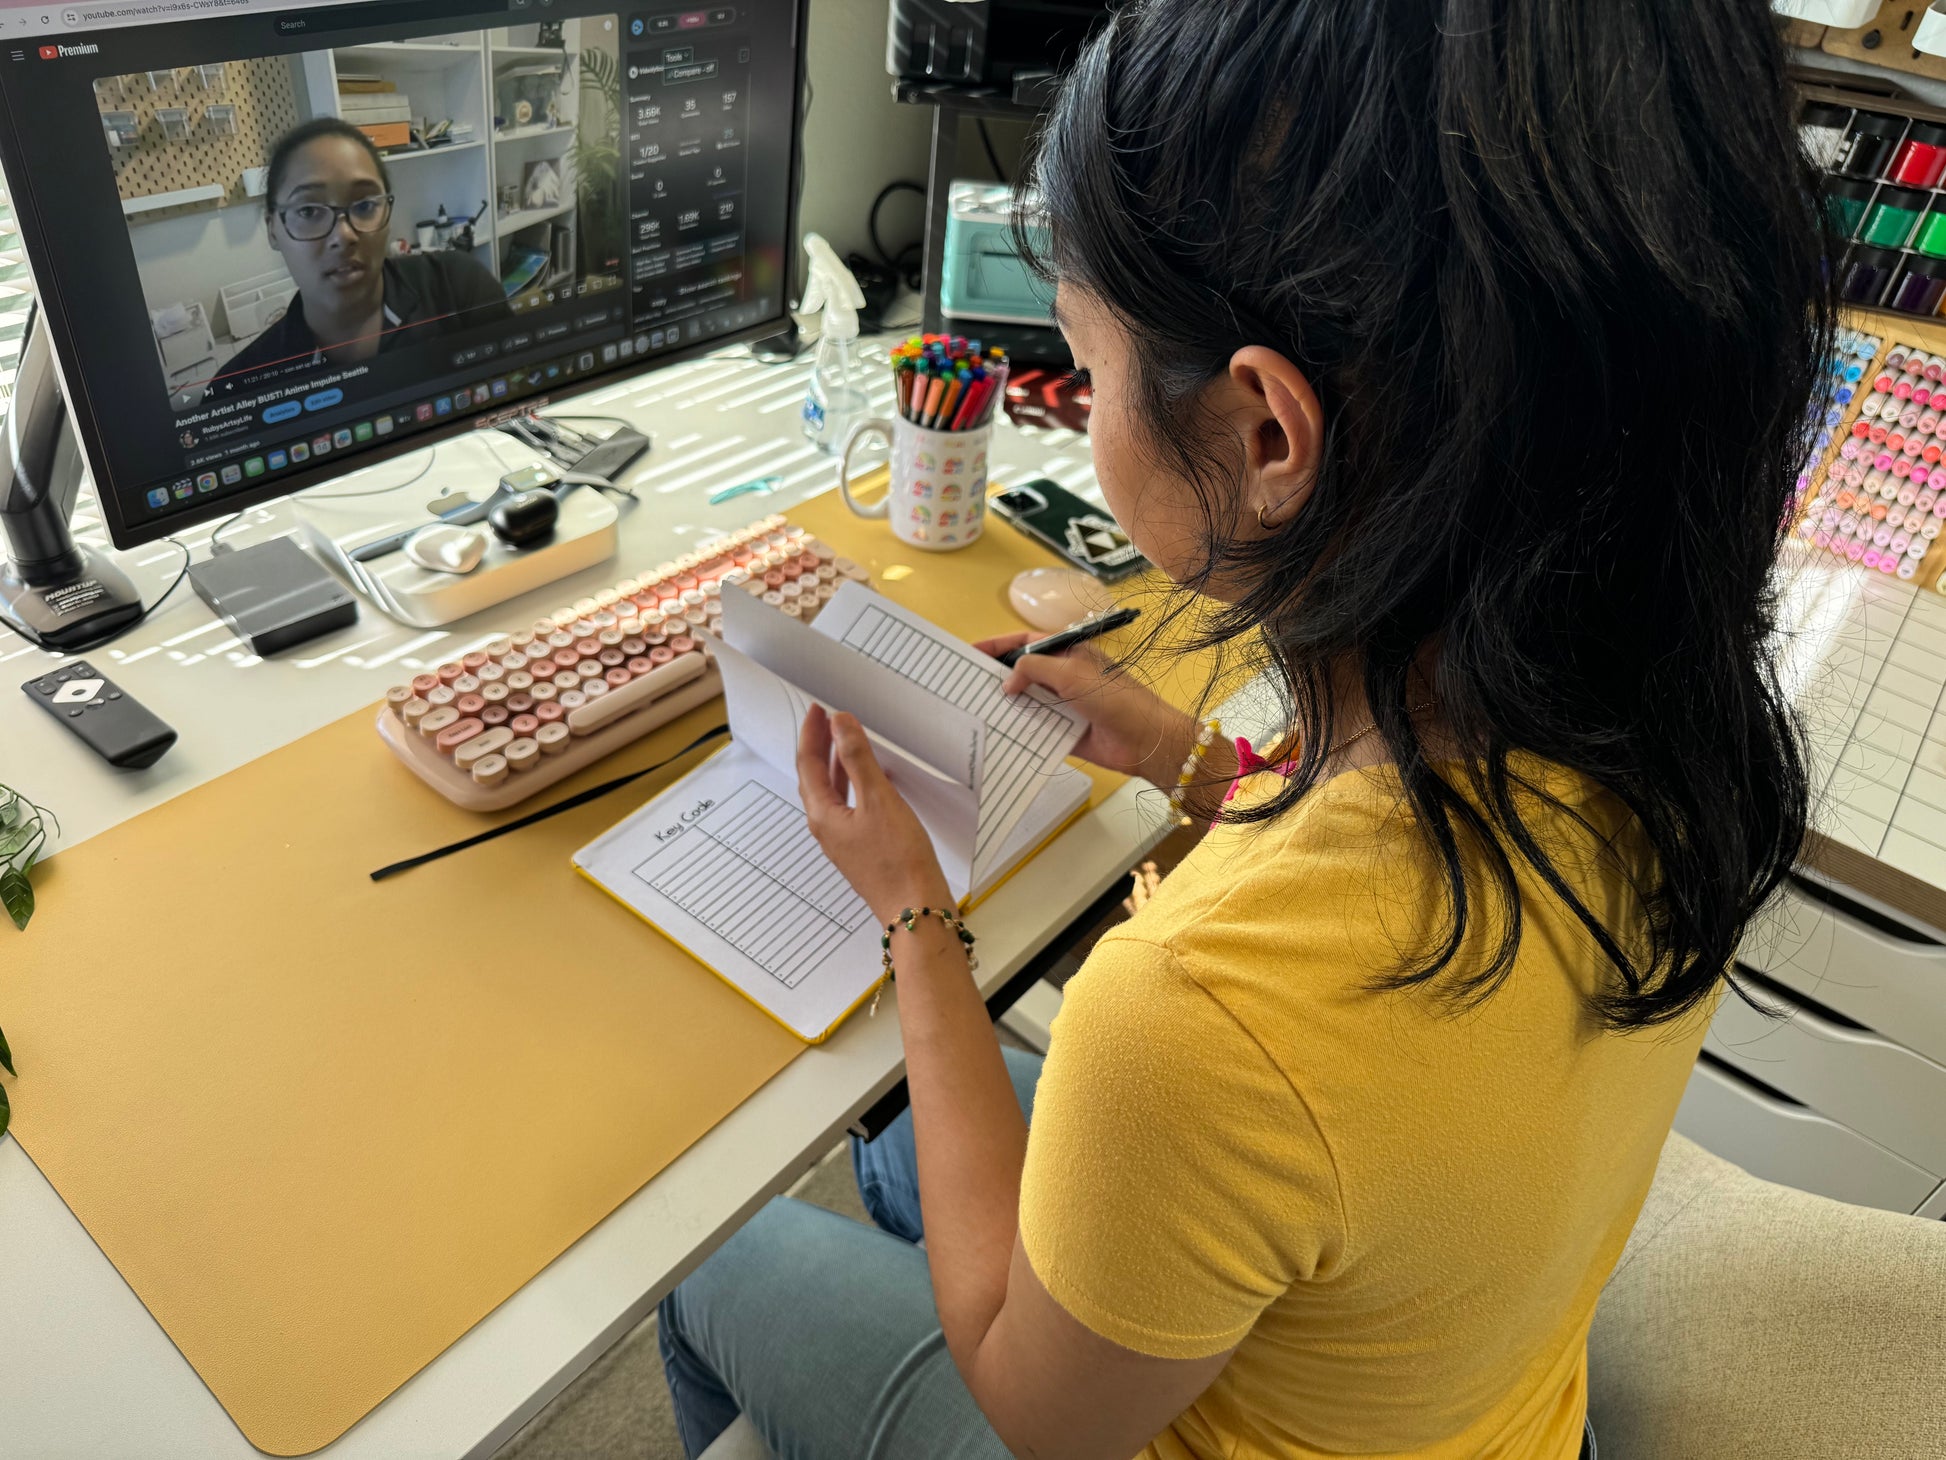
[273,0,508,37]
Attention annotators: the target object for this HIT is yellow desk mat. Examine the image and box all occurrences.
[2,487,1126,1455]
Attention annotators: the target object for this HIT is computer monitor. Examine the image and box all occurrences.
[0,0,806,551]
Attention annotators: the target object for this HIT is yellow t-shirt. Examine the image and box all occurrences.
[1018,760,1711,1459]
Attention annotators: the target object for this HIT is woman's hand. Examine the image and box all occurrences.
[797,704,954,924]
[974,632,1203,789]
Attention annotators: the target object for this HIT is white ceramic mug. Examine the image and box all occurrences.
[838,417,989,550]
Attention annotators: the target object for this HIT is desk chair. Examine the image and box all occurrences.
[1586,1130,1946,1458]
[699,1131,1946,1460]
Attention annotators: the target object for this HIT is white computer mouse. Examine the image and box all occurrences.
[1007,567,1113,633]
[404,524,490,575]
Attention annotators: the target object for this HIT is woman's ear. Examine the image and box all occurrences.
[1226,346,1323,533]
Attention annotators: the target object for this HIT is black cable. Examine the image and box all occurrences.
[209,450,445,558]
[870,180,926,270]
[543,413,636,432]
[368,722,731,882]
[208,511,249,554]
[57,537,192,654]
[977,119,1008,185]
[300,448,440,502]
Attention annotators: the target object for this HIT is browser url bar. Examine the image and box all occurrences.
[45,0,508,34]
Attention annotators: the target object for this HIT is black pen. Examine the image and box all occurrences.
[995,607,1141,668]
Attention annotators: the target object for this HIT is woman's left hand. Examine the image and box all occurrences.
[797,704,954,924]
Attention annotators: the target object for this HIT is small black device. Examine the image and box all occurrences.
[990,478,1147,581]
[187,537,359,656]
[22,660,176,769]
[568,427,652,483]
[489,489,560,548]
[887,0,1114,87]
[994,606,1140,667]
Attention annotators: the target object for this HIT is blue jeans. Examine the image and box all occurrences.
[656,1047,1042,1459]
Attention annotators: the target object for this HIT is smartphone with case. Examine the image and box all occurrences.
[989,478,1147,581]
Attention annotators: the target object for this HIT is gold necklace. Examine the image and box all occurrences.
[1320,700,1439,762]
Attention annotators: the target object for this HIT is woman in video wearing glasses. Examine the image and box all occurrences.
[220,117,510,380]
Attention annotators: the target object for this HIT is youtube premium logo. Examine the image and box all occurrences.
[40,42,99,59]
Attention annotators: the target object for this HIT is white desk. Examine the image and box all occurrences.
[0,342,1173,1459]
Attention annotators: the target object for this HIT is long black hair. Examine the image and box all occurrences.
[1027,0,1833,1030]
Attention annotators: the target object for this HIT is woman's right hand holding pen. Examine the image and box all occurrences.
[975,633,1239,813]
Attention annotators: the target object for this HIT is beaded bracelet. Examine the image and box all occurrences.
[1166,718,1223,823]
[871,905,979,1016]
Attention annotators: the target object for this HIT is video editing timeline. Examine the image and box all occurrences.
[625,6,752,335]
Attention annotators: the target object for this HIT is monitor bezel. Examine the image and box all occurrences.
[0,0,809,552]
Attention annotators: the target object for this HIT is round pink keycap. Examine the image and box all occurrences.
[435,717,486,753]
[511,713,541,736]
[535,701,565,723]
[456,693,486,716]
[606,667,632,688]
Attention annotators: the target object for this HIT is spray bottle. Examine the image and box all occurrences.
[799,233,868,454]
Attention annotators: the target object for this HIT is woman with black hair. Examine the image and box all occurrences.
[220,117,509,381]
[658,2,1830,1457]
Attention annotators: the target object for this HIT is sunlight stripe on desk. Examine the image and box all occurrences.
[714,372,817,411]
[358,631,449,670]
[291,636,386,669]
[654,440,793,495]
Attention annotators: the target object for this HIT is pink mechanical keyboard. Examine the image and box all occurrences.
[375,515,869,809]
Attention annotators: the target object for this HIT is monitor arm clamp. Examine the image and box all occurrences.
[0,307,144,651]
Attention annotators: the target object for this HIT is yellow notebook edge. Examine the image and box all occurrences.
[959,776,1096,915]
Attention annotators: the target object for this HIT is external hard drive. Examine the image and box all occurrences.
[187,537,358,655]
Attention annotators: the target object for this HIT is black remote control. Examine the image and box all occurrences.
[22,661,176,769]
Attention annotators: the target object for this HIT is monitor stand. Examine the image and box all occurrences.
[0,312,145,652]
[287,433,624,629]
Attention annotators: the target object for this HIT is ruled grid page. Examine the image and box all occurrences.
[1780,556,1946,888]
[825,592,1086,883]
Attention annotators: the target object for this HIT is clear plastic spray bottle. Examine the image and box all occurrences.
[799,233,868,454]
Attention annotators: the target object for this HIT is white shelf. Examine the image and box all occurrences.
[494,122,573,143]
[492,45,568,62]
[497,199,574,234]
[335,42,482,66]
[122,183,225,215]
[385,139,486,163]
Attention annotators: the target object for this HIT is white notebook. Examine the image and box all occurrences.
[574,583,1091,1041]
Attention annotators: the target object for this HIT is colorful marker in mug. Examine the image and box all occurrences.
[889,336,1009,429]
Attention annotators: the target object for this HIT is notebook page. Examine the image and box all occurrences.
[810,582,1088,885]
[574,746,886,1041]
[710,636,977,894]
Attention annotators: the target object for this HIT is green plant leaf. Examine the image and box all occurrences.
[0,822,32,860]
[0,1022,12,1077]
[1,867,32,931]
[0,792,20,830]
[0,1081,9,1142]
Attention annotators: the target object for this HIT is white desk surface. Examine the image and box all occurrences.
[0,342,1176,1460]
